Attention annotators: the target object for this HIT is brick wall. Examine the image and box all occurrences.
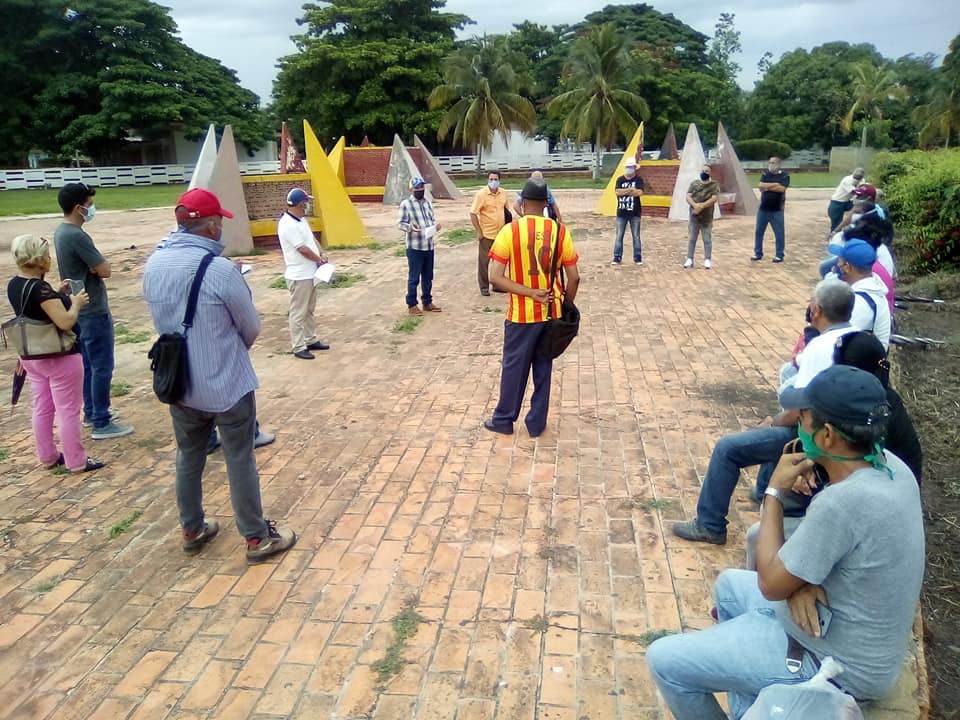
[344,148,391,187]
[243,175,313,220]
[637,164,678,195]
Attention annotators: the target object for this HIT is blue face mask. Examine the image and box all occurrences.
[82,204,96,222]
[488,180,500,191]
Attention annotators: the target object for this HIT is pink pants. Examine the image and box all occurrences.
[21,353,87,471]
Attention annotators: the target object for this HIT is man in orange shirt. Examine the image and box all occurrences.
[483,179,580,438]
[470,170,512,296]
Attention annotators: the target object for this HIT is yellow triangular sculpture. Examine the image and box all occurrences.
[596,122,644,216]
[303,121,371,246]
[328,136,346,184]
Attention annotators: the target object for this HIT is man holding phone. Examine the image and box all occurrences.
[646,366,924,719]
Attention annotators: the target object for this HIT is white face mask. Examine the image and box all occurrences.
[81,204,96,222]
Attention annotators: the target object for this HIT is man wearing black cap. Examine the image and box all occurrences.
[278,188,329,360]
[483,179,579,438]
[54,182,134,439]
[648,365,924,718]
[144,188,296,563]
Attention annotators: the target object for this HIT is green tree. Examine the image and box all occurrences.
[273,0,470,147]
[888,54,939,147]
[0,0,272,165]
[913,34,960,148]
[428,36,537,167]
[504,22,574,142]
[841,61,908,148]
[549,23,650,178]
[704,13,745,135]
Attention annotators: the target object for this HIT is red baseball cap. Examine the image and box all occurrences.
[852,183,877,200]
[175,188,234,220]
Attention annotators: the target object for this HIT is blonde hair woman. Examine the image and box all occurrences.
[7,234,104,472]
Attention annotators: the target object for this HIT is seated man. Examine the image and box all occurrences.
[828,239,891,349]
[648,365,924,719]
[673,279,857,545]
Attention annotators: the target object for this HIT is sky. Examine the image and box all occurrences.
[162,0,957,103]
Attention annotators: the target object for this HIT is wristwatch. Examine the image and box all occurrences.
[764,487,784,505]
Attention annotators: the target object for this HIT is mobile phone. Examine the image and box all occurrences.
[815,600,833,638]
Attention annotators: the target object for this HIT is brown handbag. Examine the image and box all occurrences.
[1,279,76,359]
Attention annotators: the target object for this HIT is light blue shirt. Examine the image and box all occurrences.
[143,231,260,413]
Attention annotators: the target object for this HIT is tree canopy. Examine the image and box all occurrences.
[0,0,272,166]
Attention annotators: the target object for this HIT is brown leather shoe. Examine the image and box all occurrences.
[408,305,424,315]
[423,303,443,312]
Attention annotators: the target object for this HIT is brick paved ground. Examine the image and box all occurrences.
[0,189,847,719]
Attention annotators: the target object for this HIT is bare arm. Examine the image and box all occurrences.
[489,259,550,302]
[296,245,326,264]
[41,292,87,331]
[759,182,787,193]
[686,192,697,209]
[562,263,579,303]
[91,259,111,278]
[550,201,563,224]
[470,213,483,238]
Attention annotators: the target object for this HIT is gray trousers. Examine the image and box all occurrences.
[687,217,713,260]
[287,278,318,352]
[170,391,268,539]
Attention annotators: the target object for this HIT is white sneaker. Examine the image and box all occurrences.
[610,260,621,266]
[704,259,712,269]
[682,258,693,269]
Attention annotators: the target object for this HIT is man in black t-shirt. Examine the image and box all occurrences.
[752,156,790,263]
[612,158,644,265]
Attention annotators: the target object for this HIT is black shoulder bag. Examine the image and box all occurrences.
[536,222,580,359]
[147,253,215,404]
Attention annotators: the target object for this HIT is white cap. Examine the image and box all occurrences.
[624,158,638,168]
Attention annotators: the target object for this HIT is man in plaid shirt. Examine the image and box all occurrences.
[398,177,442,315]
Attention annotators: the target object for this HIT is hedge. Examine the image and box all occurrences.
[732,139,793,161]
[874,149,960,272]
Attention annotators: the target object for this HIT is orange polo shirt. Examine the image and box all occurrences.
[489,216,578,324]
[470,186,510,239]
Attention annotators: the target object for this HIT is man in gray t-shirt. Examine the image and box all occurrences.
[647,365,923,719]
[53,183,133,440]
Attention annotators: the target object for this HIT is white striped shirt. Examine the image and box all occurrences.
[143,232,260,413]
[398,195,437,251]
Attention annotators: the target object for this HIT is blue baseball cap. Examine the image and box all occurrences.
[286,188,312,206]
[827,238,876,269]
[409,177,425,190]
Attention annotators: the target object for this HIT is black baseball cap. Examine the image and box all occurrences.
[780,365,888,426]
[57,182,96,213]
[521,179,548,201]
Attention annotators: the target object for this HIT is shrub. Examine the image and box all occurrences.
[874,149,960,272]
[732,139,793,161]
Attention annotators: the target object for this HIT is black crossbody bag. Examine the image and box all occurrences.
[537,222,580,359]
[147,253,215,404]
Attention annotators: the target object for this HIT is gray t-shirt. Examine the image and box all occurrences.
[776,451,924,699]
[54,222,108,317]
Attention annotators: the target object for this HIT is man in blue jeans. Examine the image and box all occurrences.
[54,183,134,440]
[648,366,924,719]
[752,156,790,263]
[398,176,442,315]
[611,158,644,265]
[672,278,856,544]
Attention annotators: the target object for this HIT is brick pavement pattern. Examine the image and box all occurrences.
[0,189,922,718]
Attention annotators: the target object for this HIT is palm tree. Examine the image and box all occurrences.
[841,61,908,151]
[548,23,650,179]
[428,37,536,170]
[912,35,960,148]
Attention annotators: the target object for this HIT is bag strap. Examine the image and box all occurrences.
[182,253,215,332]
[854,290,878,330]
[545,221,564,320]
[16,279,39,319]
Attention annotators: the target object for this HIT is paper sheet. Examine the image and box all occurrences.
[314,263,335,283]
[424,224,437,241]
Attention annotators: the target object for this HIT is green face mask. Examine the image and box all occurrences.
[796,421,892,477]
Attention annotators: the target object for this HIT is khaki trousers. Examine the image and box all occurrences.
[287,279,317,352]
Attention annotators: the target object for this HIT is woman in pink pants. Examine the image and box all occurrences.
[7,234,104,473]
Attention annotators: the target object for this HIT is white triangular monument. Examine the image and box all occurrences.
[669,124,718,222]
[715,122,758,216]
[188,124,218,190]
[209,125,254,254]
[383,134,430,205]
[414,135,462,200]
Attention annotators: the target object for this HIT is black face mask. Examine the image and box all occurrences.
[700,172,710,181]
[413,190,425,200]
[805,305,813,324]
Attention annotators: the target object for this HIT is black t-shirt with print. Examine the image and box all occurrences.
[615,175,644,217]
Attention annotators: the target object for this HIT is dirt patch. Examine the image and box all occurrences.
[697,382,780,417]
[895,277,960,720]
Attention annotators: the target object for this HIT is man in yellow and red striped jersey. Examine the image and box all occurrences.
[482,179,580,438]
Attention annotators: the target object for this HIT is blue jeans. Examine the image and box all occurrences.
[647,569,817,719]
[614,215,641,262]
[76,312,115,429]
[696,425,797,533]
[754,209,785,259]
[406,248,434,307]
[491,321,553,436]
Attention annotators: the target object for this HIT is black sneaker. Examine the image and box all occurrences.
[772,256,785,263]
[293,350,315,360]
[672,520,727,545]
[483,419,513,435]
[246,521,297,563]
[750,255,763,262]
[306,341,330,351]
[183,520,220,554]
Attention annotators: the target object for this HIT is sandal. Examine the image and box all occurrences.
[71,458,106,473]
[44,453,65,469]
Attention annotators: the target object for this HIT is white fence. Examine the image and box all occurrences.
[0,161,283,191]
[435,153,596,173]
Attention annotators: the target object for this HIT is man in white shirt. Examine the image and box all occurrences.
[827,167,864,233]
[828,239,891,350]
[277,188,329,360]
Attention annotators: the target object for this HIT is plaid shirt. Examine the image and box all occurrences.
[398,195,437,251]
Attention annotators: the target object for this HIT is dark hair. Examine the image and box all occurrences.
[809,407,889,455]
[834,331,890,387]
[57,182,96,214]
[487,170,501,180]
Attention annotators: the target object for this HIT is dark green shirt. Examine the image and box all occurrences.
[54,222,108,317]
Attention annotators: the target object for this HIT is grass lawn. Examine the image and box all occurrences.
[0,185,182,217]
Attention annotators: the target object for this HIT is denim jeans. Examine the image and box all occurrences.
[647,569,817,719]
[406,248,434,307]
[614,215,641,262]
[76,312,115,429]
[696,425,797,534]
[754,209,785,259]
[170,391,268,539]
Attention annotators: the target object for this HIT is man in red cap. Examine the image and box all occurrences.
[143,188,296,563]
